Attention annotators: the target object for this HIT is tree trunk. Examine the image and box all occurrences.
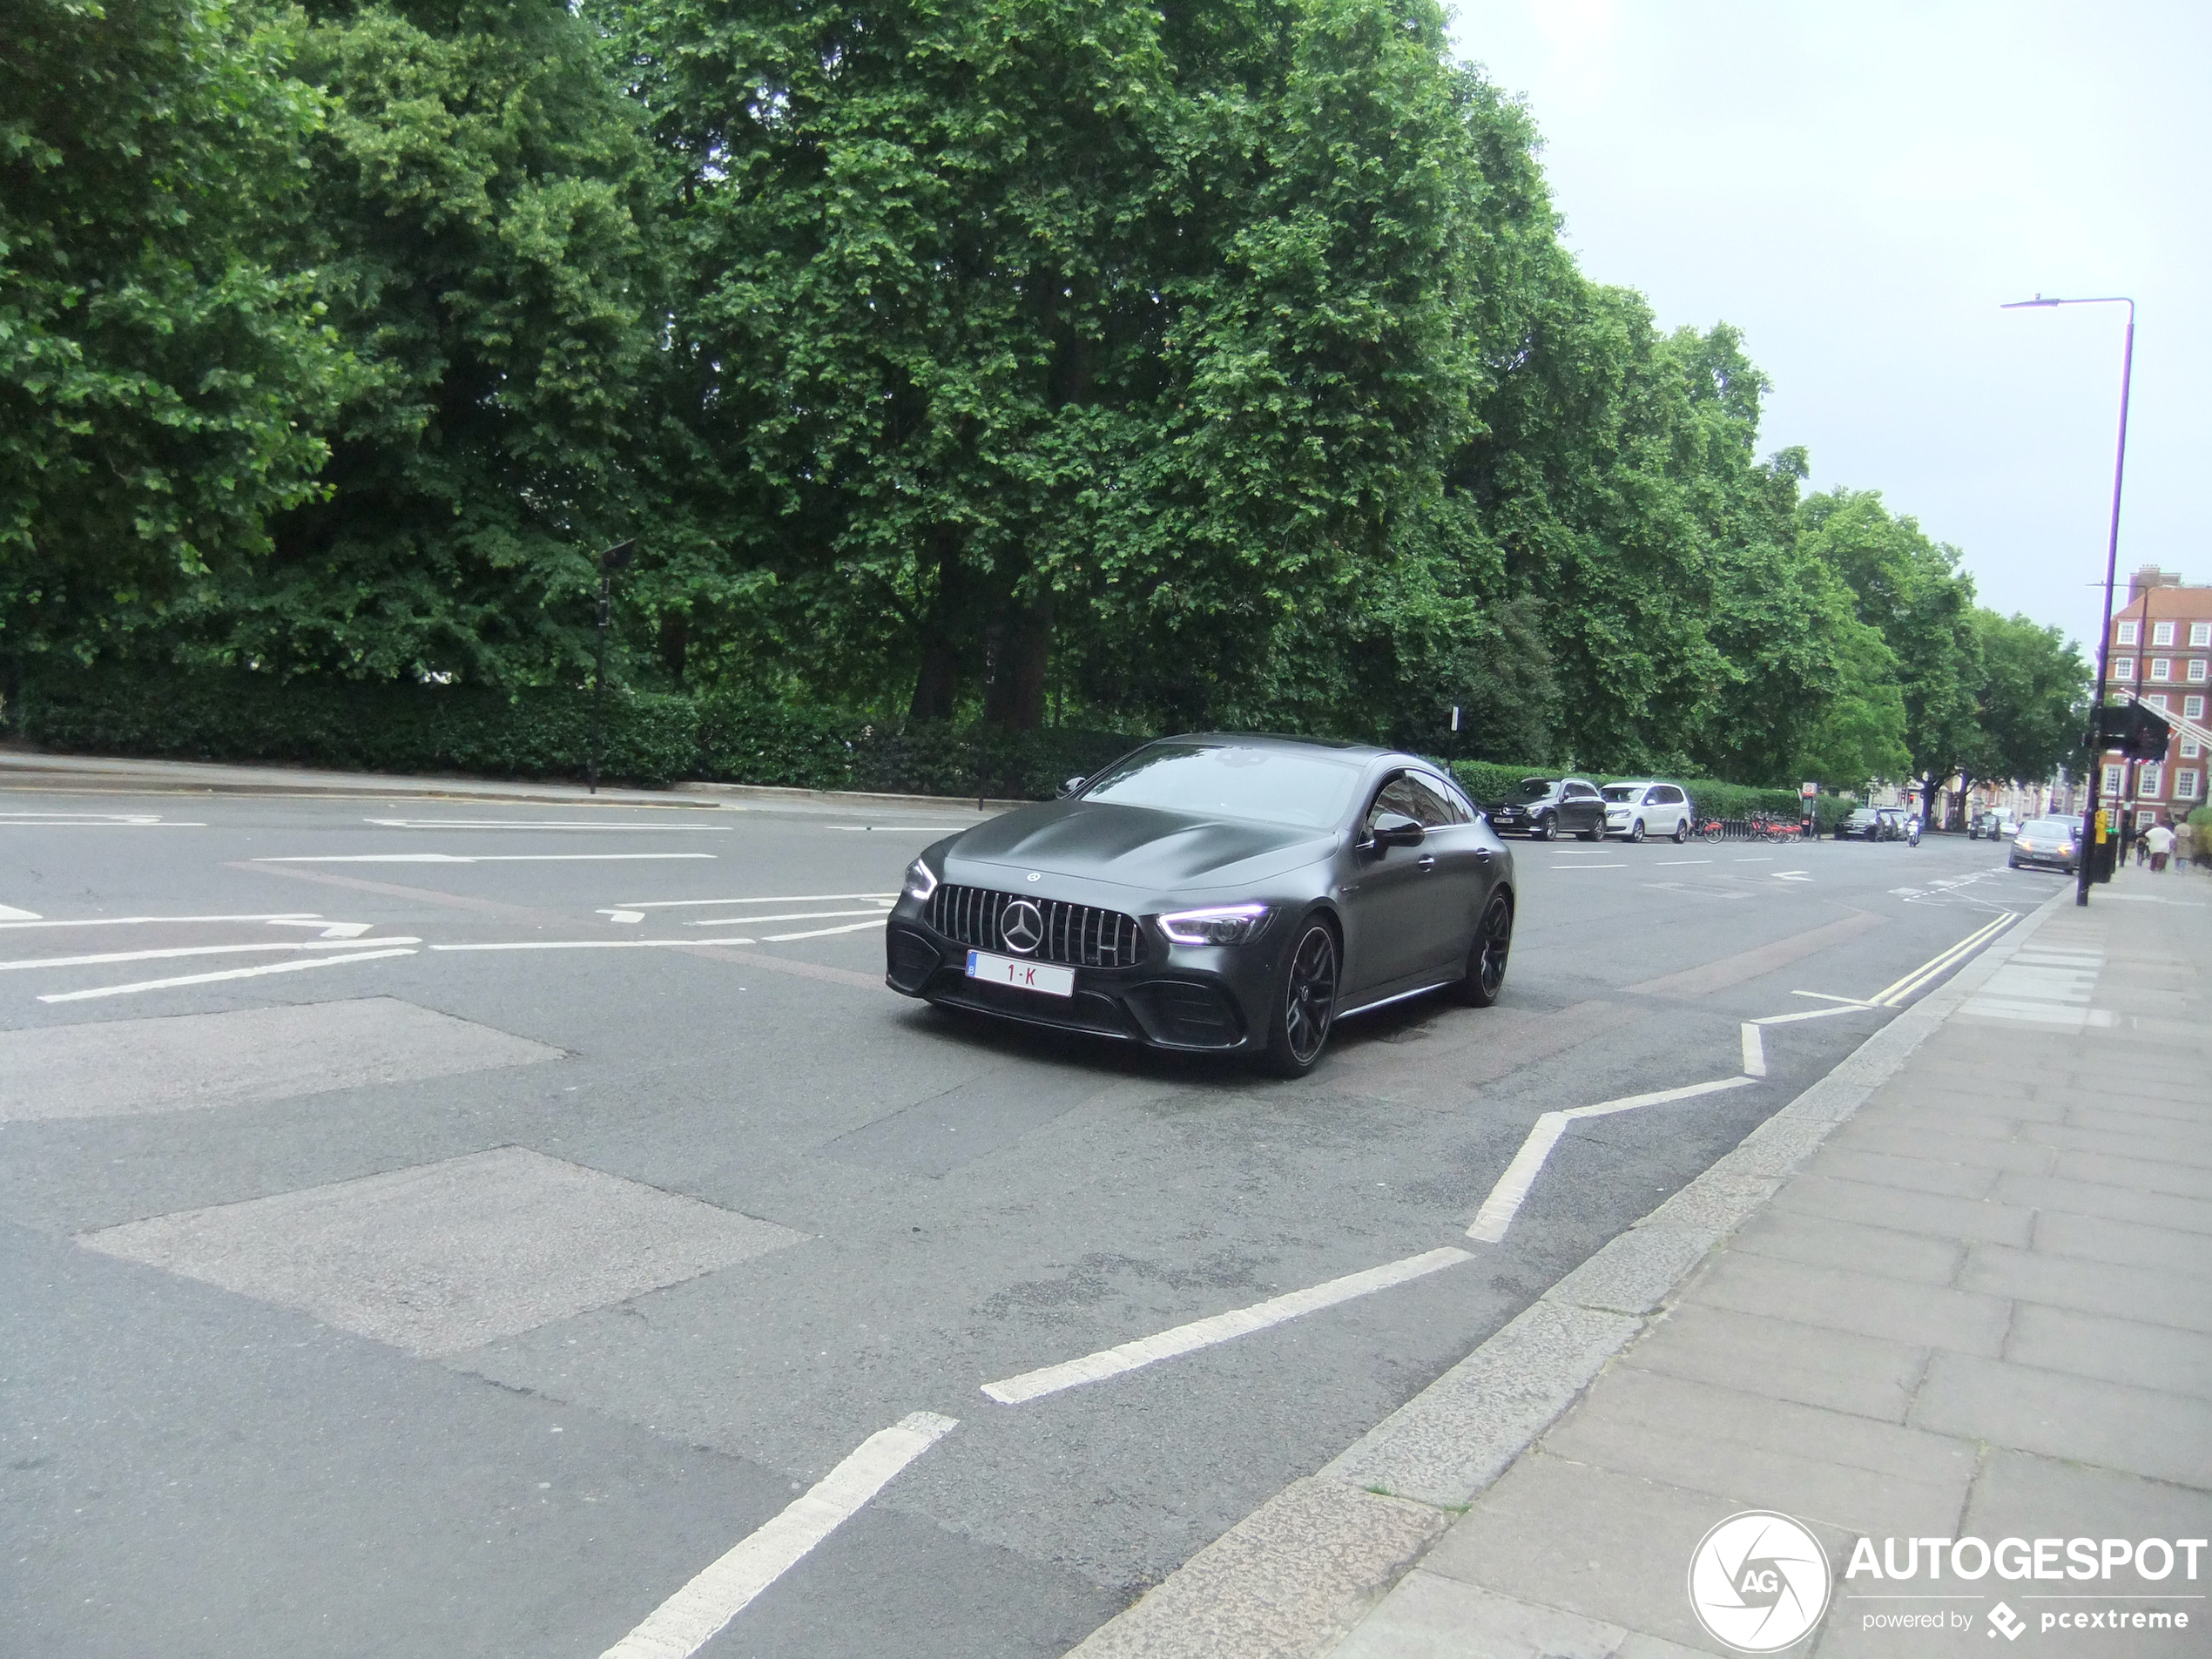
[983,595,1052,730]
[908,528,968,722]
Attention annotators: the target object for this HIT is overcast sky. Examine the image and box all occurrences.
[1446,1,2210,657]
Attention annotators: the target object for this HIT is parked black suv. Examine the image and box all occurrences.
[1485,776,1607,841]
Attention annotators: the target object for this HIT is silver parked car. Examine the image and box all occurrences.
[1601,780,1694,844]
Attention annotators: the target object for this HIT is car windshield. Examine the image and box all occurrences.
[1515,779,1558,800]
[1601,785,1641,803]
[1079,742,1365,827]
[2020,820,2072,838]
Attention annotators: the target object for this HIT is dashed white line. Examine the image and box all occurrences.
[981,1249,1471,1406]
[598,1413,957,1659]
[363,819,710,830]
[761,920,887,941]
[1740,1023,1766,1076]
[691,907,890,927]
[607,894,897,911]
[1654,860,1711,867]
[253,853,714,864]
[37,948,416,1003]
[825,825,971,833]
[1,938,420,974]
[0,913,321,931]
[1548,863,1626,870]
[429,940,754,951]
[1467,1077,1757,1244]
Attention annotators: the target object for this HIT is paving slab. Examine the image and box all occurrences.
[1767,1174,2036,1244]
[1909,1353,2212,1488]
[1729,1208,1965,1285]
[2003,1303,2212,1400]
[2028,1209,2212,1275]
[1624,1303,1927,1423]
[1681,1251,2011,1354]
[1961,1243,2212,1331]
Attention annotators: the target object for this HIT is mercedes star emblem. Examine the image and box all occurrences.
[1000,898,1045,955]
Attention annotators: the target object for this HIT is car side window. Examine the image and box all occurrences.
[1432,775,1480,824]
[1405,772,1467,826]
[1366,776,1426,830]
[1566,780,1598,800]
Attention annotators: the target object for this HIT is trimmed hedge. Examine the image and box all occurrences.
[24,667,699,786]
[20,668,1843,814]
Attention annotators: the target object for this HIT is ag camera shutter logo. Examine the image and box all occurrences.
[1689,1511,1832,1651]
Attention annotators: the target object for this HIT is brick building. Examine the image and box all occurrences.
[2099,565,2212,826]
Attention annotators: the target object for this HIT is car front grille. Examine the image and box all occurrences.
[928,884,1144,969]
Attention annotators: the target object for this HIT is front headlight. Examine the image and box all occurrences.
[903,857,938,901]
[1157,902,1271,946]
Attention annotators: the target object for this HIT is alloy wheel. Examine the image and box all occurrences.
[1283,924,1339,1064]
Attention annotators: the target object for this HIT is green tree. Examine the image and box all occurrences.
[1792,616,1911,789]
[1797,488,1981,819]
[1965,609,2087,786]
[207,0,664,686]
[0,0,345,691]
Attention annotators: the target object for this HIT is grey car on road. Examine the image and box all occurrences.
[886,734,1517,1076]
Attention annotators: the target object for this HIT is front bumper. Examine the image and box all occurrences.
[885,908,1278,1053]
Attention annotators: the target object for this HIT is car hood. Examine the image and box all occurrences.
[947,799,1337,892]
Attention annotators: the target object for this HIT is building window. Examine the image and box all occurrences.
[2150,658,2171,681]
[2149,693,2170,711]
[2103,763,2124,794]
[2113,658,2134,681]
[2177,769,2202,802]
[2190,659,2209,683]
[2185,738,2204,759]
[2188,697,2207,720]
[2152,620,2175,647]
[2117,621,2139,645]
[2193,622,2211,647]
[2138,807,2159,828]
[2139,762,2162,798]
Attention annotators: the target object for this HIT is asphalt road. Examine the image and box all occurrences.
[0,787,2061,1657]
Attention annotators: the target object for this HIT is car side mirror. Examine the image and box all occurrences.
[1057,775,1086,799]
[1368,812,1425,850]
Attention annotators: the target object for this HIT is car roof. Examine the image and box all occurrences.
[1170,732,1392,759]
[1605,779,1657,790]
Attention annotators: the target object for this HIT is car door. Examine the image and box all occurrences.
[1402,770,1491,974]
[1344,773,1448,995]
[1653,784,1687,834]
[1563,779,1604,836]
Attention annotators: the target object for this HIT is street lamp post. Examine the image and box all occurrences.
[587,538,637,796]
[2002,294,2134,907]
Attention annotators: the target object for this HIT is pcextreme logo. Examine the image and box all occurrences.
[1689,1511,1833,1652]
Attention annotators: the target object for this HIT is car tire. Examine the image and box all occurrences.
[1672,819,1690,844]
[1453,888,1514,1008]
[1260,914,1339,1077]
[1533,813,1554,841]
[1629,819,1646,844]
[2007,855,2020,869]
[1578,813,1602,840]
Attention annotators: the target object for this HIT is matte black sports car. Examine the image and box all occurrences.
[885,734,1517,1076]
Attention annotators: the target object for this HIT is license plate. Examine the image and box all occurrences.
[966,949,1076,997]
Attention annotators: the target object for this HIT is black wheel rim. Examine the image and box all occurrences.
[1477,894,1513,997]
[1284,925,1337,1063]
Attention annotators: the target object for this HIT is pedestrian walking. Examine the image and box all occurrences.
[2144,819,2175,873]
[2177,817,2197,868]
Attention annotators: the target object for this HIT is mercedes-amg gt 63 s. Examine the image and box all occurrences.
[884,734,1517,1076]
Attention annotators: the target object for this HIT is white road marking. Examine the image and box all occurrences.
[981,1249,1471,1406]
[263,919,374,938]
[0,904,41,921]
[37,948,416,1003]
[253,853,715,864]
[1731,857,1772,863]
[761,920,887,941]
[0,913,321,932]
[690,907,891,927]
[1654,860,1711,867]
[429,940,753,951]
[0,813,207,827]
[1548,863,1626,870]
[1756,1003,1878,1026]
[2,939,420,974]
[598,1413,957,1659]
[1866,913,2014,1006]
[363,818,710,830]
[1772,870,1812,882]
[606,910,645,924]
[1791,989,1875,1006]
[1740,1023,1765,1076]
[608,893,897,910]
[825,825,971,833]
[1467,1077,1757,1243]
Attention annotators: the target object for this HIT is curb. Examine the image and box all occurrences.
[1066,887,2074,1659]
[0,751,1017,814]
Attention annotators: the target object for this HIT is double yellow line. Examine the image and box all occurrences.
[1867,911,2017,1008]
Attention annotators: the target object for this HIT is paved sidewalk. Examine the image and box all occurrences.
[1328,860,2209,1658]
[1071,861,2209,1658]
